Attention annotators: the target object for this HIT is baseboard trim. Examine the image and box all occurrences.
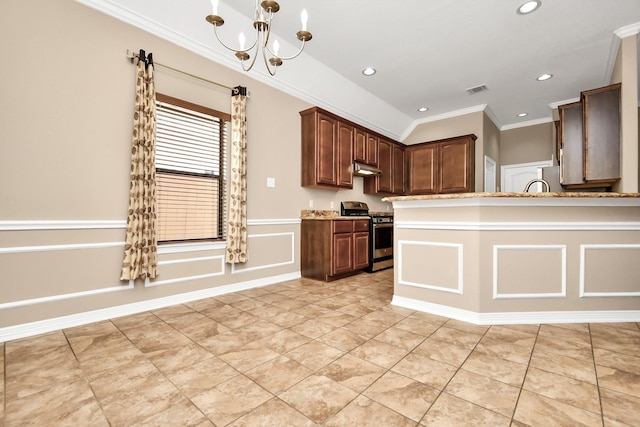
[0,272,301,342]
[391,295,640,325]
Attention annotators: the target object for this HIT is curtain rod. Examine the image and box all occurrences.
[126,49,239,93]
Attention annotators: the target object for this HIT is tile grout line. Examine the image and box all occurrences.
[589,323,606,427]
[508,323,542,425]
[2,341,5,425]
[61,327,111,426]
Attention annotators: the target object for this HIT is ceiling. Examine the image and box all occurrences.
[80,0,640,141]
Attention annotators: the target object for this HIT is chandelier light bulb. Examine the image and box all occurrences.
[301,9,308,31]
[210,0,218,15]
[238,32,246,50]
[273,40,280,56]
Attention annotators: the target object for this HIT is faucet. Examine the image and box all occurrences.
[524,179,550,193]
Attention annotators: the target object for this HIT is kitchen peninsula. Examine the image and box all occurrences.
[383,192,640,325]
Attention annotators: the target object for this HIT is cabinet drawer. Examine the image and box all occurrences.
[333,220,354,234]
[353,220,369,232]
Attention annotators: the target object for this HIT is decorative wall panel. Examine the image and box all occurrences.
[398,240,463,294]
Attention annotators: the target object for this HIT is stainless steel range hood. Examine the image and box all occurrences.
[352,162,382,177]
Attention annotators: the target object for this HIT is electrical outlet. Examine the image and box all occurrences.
[266,177,276,188]
[309,200,314,208]
[330,201,334,209]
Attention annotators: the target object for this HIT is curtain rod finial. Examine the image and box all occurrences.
[233,86,247,96]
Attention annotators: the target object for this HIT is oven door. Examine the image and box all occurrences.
[372,222,393,260]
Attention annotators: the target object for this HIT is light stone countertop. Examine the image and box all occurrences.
[382,192,640,202]
[300,209,393,220]
[300,210,369,220]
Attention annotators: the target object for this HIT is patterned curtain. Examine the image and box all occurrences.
[226,86,248,263]
[120,50,159,280]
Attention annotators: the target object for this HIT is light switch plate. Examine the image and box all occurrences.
[266,177,276,188]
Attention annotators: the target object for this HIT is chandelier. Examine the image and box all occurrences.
[206,0,312,76]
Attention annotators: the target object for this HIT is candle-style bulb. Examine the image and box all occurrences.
[210,0,219,15]
[273,40,280,57]
[300,9,308,31]
[239,32,246,50]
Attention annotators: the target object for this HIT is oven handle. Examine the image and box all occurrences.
[372,223,393,229]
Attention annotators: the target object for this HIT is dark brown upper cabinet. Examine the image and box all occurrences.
[406,134,476,195]
[300,107,353,189]
[363,137,406,195]
[559,83,621,189]
[354,127,379,166]
[301,107,396,191]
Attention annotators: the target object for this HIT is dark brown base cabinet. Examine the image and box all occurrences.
[301,219,370,281]
[406,134,476,195]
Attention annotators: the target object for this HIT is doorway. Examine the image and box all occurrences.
[501,160,552,193]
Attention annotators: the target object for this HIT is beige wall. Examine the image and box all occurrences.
[402,112,484,146]
[483,114,501,190]
[611,35,639,192]
[499,122,555,166]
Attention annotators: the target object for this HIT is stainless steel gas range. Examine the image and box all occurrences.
[340,201,393,273]
[368,212,393,272]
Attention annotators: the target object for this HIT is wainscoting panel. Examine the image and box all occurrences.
[493,244,567,299]
[231,232,295,274]
[398,240,463,294]
[580,244,640,297]
[147,255,226,288]
[0,243,128,307]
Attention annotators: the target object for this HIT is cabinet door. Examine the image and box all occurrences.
[407,144,438,194]
[337,122,354,187]
[582,84,620,183]
[366,134,379,165]
[316,113,338,186]
[332,232,353,275]
[439,137,473,193]
[353,127,367,164]
[377,139,394,193]
[353,231,370,270]
[392,144,405,194]
[559,101,584,186]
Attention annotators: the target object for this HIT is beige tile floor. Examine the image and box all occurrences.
[2,269,640,426]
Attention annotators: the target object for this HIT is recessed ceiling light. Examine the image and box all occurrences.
[417,107,429,112]
[517,112,529,117]
[517,0,541,14]
[536,73,553,81]
[362,67,376,76]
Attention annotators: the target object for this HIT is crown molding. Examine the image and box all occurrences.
[501,116,553,131]
[614,22,640,39]
[399,104,489,142]
[603,22,640,87]
[548,97,581,110]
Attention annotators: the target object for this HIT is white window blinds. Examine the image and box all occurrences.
[155,94,229,242]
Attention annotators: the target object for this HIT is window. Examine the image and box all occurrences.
[155,94,230,243]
